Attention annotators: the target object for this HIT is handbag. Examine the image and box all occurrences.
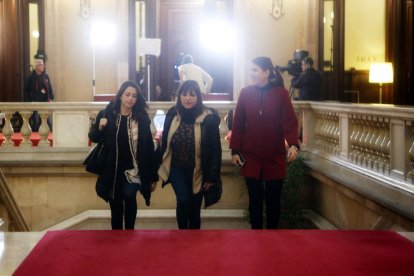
[83,142,107,175]
[203,177,222,208]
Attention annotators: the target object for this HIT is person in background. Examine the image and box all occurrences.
[230,56,299,229]
[88,80,159,230]
[158,80,222,229]
[178,55,213,94]
[291,57,323,101]
[24,58,54,131]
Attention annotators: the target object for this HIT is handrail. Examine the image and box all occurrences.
[0,169,30,231]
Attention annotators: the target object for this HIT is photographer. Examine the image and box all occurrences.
[291,57,322,101]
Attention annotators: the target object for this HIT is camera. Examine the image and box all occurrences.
[276,50,309,77]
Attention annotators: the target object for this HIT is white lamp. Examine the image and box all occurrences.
[90,21,116,98]
[369,62,393,104]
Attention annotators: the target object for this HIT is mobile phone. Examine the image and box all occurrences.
[238,153,245,167]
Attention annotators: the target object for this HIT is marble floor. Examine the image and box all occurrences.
[1,231,413,276]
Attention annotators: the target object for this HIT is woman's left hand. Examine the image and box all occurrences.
[150,182,158,192]
[287,146,298,163]
[203,182,214,191]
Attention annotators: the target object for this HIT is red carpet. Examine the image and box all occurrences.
[13,230,414,276]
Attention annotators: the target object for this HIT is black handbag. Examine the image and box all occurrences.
[203,177,222,208]
[83,142,107,175]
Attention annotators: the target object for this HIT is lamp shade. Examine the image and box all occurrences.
[369,62,394,84]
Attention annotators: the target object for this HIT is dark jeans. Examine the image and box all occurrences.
[29,111,53,132]
[109,180,140,230]
[169,166,203,229]
[245,177,284,229]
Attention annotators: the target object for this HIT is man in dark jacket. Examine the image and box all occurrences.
[291,57,322,101]
[24,58,54,131]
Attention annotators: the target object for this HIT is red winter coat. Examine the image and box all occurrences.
[229,84,298,180]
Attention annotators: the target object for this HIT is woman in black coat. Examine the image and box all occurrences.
[89,81,159,230]
[158,80,222,229]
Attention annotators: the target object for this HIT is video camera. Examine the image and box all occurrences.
[276,50,309,77]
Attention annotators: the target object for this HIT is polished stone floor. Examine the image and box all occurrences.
[0,232,45,276]
[1,231,413,276]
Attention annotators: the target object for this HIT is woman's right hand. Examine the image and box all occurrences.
[99,118,107,131]
[232,154,241,166]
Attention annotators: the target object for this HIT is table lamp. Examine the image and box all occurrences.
[369,62,393,104]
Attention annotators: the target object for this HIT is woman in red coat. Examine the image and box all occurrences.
[230,56,299,229]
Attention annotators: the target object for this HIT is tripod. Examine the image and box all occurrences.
[289,85,300,101]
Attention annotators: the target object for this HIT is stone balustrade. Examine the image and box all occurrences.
[1,100,414,188]
[0,102,234,147]
[297,102,414,183]
[0,102,414,183]
[1,101,414,229]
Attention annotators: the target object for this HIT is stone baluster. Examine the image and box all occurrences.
[376,119,390,172]
[314,112,323,149]
[326,113,336,153]
[331,114,339,154]
[349,116,357,161]
[19,111,33,147]
[333,115,340,155]
[362,117,374,167]
[320,113,329,152]
[38,112,51,147]
[367,117,380,168]
[383,127,391,173]
[372,118,382,170]
[327,113,335,153]
[352,117,363,164]
[373,119,385,171]
[356,117,368,165]
[325,114,333,152]
[1,112,15,147]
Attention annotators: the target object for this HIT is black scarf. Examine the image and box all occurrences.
[177,105,200,124]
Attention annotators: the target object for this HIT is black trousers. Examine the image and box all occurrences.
[109,181,140,230]
[245,178,284,229]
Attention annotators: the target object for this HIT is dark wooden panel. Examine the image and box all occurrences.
[343,69,391,104]
[0,0,4,95]
[0,0,23,102]
[406,0,413,103]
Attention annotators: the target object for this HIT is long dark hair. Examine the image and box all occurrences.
[176,80,204,117]
[113,80,149,120]
[252,56,284,88]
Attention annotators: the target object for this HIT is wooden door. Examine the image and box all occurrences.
[0,0,23,102]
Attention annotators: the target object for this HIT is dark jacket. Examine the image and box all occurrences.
[88,102,159,205]
[230,84,298,180]
[24,71,54,102]
[160,106,222,205]
[291,68,322,101]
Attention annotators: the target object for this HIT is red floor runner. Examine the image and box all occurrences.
[13,230,414,276]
